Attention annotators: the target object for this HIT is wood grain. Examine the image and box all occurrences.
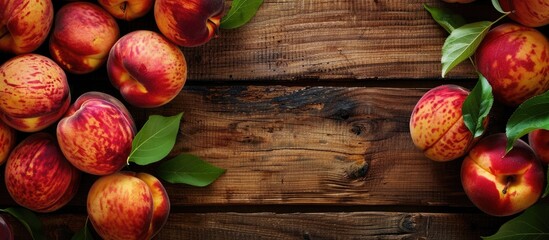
[127,85,479,208]
[172,0,497,81]
[2,211,507,240]
[159,212,507,240]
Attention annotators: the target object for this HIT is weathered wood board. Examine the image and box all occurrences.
[4,212,508,239]
[172,0,493,81]
[138,86,472,207]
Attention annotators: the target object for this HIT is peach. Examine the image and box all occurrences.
[98,0,154,21]
[461,133,544,216]
[49,2,119,74]
[4,133,81,213]
[0,54,71,132]
[499,0,549,27]
[57,91,136,175]
[0,0,53,54]
[0,215,13,240]
[442,0,476,3]
[528,129,549,164]
[87,172,170,240]
[107,30,187,108]
[410,85,482,161]
[154,0,225,47]
[475,23,549,106]
[0,119,16,166]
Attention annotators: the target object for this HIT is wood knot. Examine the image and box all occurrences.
[345,162,369,180]
[351,125,363,135]
[399,214,419,233]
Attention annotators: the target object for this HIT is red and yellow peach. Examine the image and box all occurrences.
[410,85,482,161]
[0,54,71,132]
[57,91,136,175]
[0,119,16,166]
[49,2,119,74]
[98,0,154,21]
[499,0,549,27]
[4,133,81,213]
[461,133,544,216]
[475,23,549,106]
[154,0,225,47]
[0,0,54,54]
[87,172,170,240]
[442,0,476,3]
[528,129,549,165]
[107,30,187,108]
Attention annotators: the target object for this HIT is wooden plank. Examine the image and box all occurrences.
[163,0,496,81]
[3,211,507,239]
[126,85,482,207]
[159,212,507,240]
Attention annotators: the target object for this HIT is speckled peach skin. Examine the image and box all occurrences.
[57,92,136,175]
[409,85,482,161]
[4,133,80,213]
[499,0,549,27]
[475,23,549,106]
[0,54,70,132]
[0,119,16,166]
[0,0,53,54]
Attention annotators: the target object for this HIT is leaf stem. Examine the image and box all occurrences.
[469,12,509,71]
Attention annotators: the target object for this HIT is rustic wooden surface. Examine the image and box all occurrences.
[1,0,543,239]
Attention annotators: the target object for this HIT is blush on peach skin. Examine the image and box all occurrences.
[461,133,544,216]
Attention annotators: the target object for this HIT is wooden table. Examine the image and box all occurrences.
[2,0,544,239]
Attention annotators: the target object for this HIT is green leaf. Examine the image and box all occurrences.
[482,202,549,240]
[505,91,549,153]
[1,207,46,240]
[220,0,264,29]
[423,4,467,34]
[72,218,94,240]
[157,153,226,187]
[441,21,492,77]
[128,112,183,165]
[462,73,493,138]
[491,0,507,14]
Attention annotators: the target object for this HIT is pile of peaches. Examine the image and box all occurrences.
[0,0,224,239]
[410,0,549,217]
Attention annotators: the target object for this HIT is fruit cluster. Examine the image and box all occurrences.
[411,1,549,217]
[0,0,224,239]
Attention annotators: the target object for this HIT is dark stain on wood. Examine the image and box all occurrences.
[399,214,419,233]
